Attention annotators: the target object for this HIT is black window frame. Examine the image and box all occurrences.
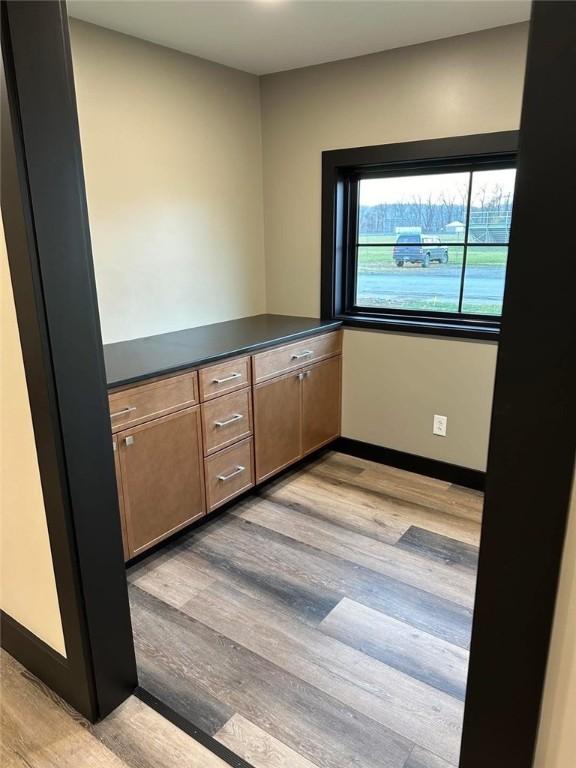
[321,132,519,340]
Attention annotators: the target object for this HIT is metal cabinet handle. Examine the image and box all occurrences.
[213,372,242,384]
[110,406,136,418]
[124,436,135,446]
[217,465,245,482]
[214,413,244,428]
[291,350,313,360]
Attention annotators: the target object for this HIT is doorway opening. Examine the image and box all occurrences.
[2,4,574,768]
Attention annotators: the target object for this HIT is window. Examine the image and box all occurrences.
[322,133,519,339]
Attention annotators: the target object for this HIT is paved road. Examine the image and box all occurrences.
[357,264,505,305]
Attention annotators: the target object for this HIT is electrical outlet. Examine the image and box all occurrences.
[433,414,447,437]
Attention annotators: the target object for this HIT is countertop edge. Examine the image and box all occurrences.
[106,320,342,390]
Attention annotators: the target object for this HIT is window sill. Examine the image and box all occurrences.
[335,313,500,341]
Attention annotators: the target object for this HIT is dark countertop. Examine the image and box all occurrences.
[104,314,342,389]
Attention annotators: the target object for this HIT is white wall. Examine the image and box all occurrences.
[260,23,528,471]
[70,19,266,344]
[0,219,66,656]
[342,332,497,469]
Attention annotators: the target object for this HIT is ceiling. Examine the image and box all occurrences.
[67,0,531,76]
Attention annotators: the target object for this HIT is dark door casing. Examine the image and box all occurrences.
[1,5,575,768]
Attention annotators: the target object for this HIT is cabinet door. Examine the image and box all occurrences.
[118,406,206,557]
[253,370,302,482]
[302,356,341,455]
[112,437,129,561]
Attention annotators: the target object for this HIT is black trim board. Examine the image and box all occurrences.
[2,2,94,718]
[322,131,519,171]
[3,4,575,768]
[335,438,485,491]
[321,131,518,340]
[337,314,500,341]
[135,688,255,768]
[0,611,73,700]
[1,0,137,720]
[459,3,576,767]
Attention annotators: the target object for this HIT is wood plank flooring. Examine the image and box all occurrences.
[0,650,229,768]
[128,451,483,768]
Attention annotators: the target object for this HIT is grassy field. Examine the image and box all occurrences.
[357,234,507,269]
[356,295,501,315]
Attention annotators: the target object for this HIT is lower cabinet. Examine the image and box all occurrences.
[253,370,302,482]
[110,331,342,560]
[254,355,342,482]
[302,356,341,455]
[117,406,206,558]
[204,437,254,512]
[112,437,129,561]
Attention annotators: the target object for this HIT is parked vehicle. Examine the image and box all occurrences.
[393,234,449,267]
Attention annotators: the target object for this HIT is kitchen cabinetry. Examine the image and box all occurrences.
[253,370,302,482]
[201,388,252,455]
[204,437,254,512]
[109,371,198,432]
[117,407,205,558]
[112,436,129,560]
[109,328,341,560]
[302,356,342,455]
[253,354,341,482]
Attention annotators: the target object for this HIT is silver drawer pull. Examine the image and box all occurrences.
[214,413,244,428]
[110,406,136,419]
[291,350,313,360]
[124,436,135,446]
[213,372,242,384]
[217,465,246,482]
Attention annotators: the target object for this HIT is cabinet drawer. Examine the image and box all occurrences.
[199,356,251,402]
[204,437,254,511]
[252,331,342,383]
[202,388,253,456]
[109,371,198,432]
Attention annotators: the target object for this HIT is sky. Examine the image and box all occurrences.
[359,168,517,207]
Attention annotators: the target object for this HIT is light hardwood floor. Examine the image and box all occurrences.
[0,649,229,768]
[128,451,483,768]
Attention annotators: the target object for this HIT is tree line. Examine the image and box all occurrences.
[360,192,513,235]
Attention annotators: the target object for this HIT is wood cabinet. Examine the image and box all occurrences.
[253,370,302,482]
[302,356,342,455]
[110,328,341,560]
[109,371,198,432]
[113,437,129,561]
[253,350,342,482]
[201,388,252,456]
[205,437,254,512]
[199,356,251,401]
[253,330,342,383]
[117,407,205,558]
